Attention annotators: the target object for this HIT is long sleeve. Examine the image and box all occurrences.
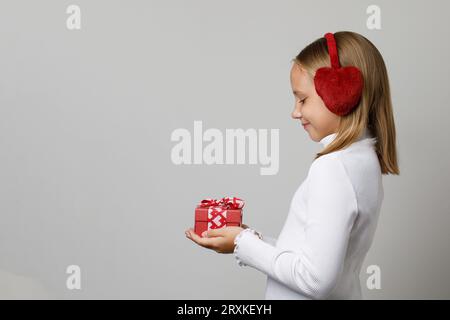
[233,155,358,299]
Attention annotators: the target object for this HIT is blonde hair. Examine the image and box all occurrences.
[292,31,399,175]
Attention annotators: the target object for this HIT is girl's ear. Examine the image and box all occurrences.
[314,32,364,116]
[314,65,363,116]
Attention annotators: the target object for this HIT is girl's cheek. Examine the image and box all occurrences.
[303,106,314,122]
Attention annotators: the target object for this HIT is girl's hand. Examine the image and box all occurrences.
[185,226,245,254]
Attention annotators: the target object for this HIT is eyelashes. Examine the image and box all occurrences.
[297,97,307,104]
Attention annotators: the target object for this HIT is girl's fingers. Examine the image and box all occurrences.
[186,228,217,250]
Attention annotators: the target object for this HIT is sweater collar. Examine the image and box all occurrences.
[319,127,371,147]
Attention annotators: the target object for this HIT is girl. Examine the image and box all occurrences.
[185,31,399,299]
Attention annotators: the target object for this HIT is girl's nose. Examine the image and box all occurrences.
[291,105,302,119]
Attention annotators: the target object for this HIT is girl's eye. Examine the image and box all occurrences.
[298,98,306,104]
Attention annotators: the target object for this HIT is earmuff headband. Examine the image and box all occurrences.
[324,32,340,69]
[313,32,364,116]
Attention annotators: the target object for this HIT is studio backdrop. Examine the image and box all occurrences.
[0,0,449,299]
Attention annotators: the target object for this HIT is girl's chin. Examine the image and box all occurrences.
[304,124,313,134]
[305,128,319,141]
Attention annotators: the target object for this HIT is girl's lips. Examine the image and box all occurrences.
[302,123,310,130]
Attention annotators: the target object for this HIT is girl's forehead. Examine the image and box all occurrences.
[291,63,312,89]
[291,61,307,73]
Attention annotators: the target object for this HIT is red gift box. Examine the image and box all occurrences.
[194,197,244,237]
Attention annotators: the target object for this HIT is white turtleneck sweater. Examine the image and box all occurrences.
[233,128,384,299]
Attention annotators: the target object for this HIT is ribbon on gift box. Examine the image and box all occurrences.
[198,197,244,229]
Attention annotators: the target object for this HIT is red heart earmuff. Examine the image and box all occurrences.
[314,32,364,116]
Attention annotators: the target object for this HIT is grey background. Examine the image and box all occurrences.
[0,0,449,299]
